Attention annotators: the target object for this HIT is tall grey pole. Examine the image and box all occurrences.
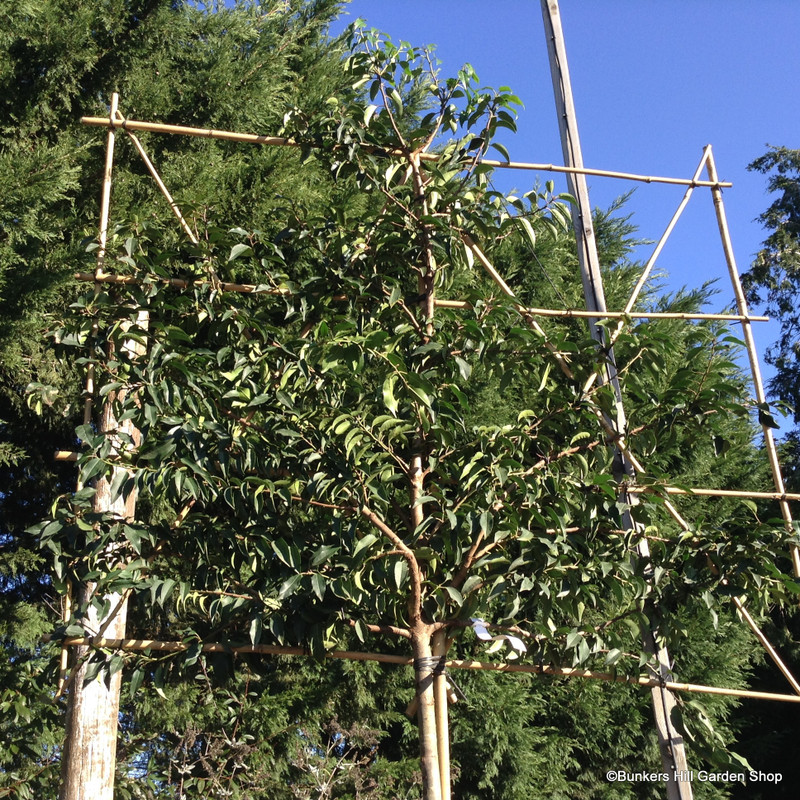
[540,3,693,798]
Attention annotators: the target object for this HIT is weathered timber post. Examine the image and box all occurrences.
[540,4,693,798]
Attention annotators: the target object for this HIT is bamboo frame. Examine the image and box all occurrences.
[623,147,712,314]
[733,598,800,696]
[650,499,800,701]
[542,6,691,791]
[51,636,800,705]
[79,115,733,189]
[80,95,119,433]
[60,93,121,700]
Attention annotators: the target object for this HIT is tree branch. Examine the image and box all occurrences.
[359,504,422,626]
[348,618,411,640]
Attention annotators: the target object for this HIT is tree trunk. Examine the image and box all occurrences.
[412,627,442,800]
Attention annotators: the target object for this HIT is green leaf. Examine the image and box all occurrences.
[272,539,300,570]
[517,216,536,250]
[491,141,510,162]
[311,573,326,601]
[353,533,378,560]
[364,104,378,126]
[441,585,464,607]
[353,619,368,644]
[279,574,302,600]
[382,374,399,415]
[311,544,339,566]
[454,356,472,381]
[228,243,253,261]
[249,616,262,645]
[128,668,144,700]
[393,559,408,590]
[757,406,780,429]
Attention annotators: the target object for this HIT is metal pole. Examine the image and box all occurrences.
[540,4,692,797]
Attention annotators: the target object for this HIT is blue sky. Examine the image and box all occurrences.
[329,1,800,389]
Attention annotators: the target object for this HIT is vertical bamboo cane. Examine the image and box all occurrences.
[540,4,693,798]
[705,149,800,578]
[432,631,451,800]
[81,94,120,428]
[59,93,120,701]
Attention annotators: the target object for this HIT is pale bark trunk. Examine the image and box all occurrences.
[412,628,442,800]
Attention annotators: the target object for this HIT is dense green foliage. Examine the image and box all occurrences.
[2,3,795,798]
[742,147,800,428]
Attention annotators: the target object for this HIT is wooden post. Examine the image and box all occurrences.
[540,4,693,798]
[59,94,145,800]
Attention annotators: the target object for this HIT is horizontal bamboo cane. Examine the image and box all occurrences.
[50,636,800,704]
[75,273,769,323]
[75,271,290,295]
[627,486,800,502]
[79,116,732,188]
[433,299,768,322]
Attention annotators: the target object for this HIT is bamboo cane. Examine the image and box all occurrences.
[432,631,451,800]
[434,299,767,322]
[705,149,800,578]
[74,271,292,295]
[574,149,717,398]
[51,636,800,704]
[73,272,771,322]
[114,110,199,244]
[61,93,121,702]
[733,598,800,696]
[80,115,732,188]
[541,4,691,794]
[624,147,712,314]
[627,485,800,502]
[81,94,120,435]
[571,147,717,399]
[460,234,645,473]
